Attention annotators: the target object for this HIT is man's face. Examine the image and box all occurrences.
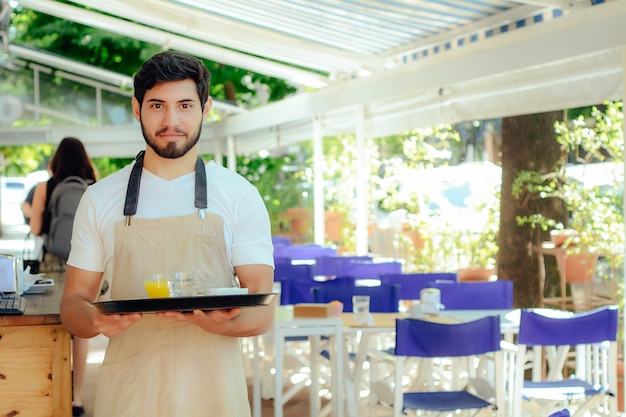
[132,79,211,159]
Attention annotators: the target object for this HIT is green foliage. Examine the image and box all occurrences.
[512,101,624,263]
[236,151,313,235]
[92,157,134,179]
[0,144,54,176]
[10,5,297,107]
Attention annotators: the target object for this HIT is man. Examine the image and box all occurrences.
[60,52,275,416]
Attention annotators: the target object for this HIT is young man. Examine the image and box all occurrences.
[60,52,275,416]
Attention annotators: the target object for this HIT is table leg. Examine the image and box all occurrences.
[274,331,284,417]
[252,336,261,417]
[310,335,320,417]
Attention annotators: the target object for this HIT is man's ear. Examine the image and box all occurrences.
[132,97,141,122]
[203,97,213,120]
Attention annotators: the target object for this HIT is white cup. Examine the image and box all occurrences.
[352,295,371,324]
[420,288,444,314]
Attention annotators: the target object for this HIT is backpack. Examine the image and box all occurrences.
[44,176,91,260]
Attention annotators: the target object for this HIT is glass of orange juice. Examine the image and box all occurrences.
[144,273,171,298]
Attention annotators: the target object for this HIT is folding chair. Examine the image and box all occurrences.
[314,255,373,276]
[312,283,401,312]
[369,315,510,417]
[273,243,337,261]
[430,280,514,310]
[379,272,457,300]
[511,305,619,417]
[341,260,403,280]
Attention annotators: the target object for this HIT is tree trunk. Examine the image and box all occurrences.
[499,111,567,307]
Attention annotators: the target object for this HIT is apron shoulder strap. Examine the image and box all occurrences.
[123,151,208,221]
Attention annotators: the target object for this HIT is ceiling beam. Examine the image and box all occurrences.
[69,0,377,77]
[16,0,329,88]
[207,0,626,138]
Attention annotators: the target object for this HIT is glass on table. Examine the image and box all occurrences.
[352,295,371,325]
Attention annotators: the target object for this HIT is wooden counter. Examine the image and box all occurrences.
[0,272,71,417]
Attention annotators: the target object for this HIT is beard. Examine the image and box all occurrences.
[141,121,202,159]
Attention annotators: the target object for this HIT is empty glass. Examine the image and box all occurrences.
[144,271,199,298]
[352,295,371,325]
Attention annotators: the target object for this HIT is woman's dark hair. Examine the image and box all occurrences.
[133,51,211,110]
[50,137,96,182]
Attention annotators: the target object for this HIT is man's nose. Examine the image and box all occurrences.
[162,108,180,126]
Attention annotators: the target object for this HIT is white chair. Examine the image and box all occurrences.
[511,306,619,417]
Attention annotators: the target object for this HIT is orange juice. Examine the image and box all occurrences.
[144,279,170,298]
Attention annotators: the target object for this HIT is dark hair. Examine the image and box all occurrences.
[50,137,97,182]
[133,51,211,110]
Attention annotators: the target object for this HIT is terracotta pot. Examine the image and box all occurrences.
[457,267,495,282]
[550,229,577,247]
[555,252,598,283]
[324,211,344,243]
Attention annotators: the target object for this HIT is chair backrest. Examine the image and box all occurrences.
[278,275,355,305]
[312,283,400,312]
[517,305,619,346]
[379,272,457,299]
[274,262,314,282]
[314,255,373,276]
[341,260,403,279]
[274,263,315,305]
[272,235,292,247]
[395,315,501,357]
[430,280,514,310]
[273,244,337,261]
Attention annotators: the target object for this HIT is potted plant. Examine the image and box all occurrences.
[454,193,500,281]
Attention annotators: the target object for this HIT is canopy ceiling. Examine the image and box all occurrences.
[0,0,624,157]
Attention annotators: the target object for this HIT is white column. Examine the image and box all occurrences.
[226,135,236,171]
[214,137,224,166]
[355,105,369,255]
[621,45,625,414]
[313,115,326,245]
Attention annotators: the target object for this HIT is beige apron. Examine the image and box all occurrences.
[94,152,250,417]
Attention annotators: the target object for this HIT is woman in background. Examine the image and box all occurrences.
[29,136,97,417]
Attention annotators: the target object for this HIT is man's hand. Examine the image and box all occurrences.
[94,311,144,338]
[156,308,241,334]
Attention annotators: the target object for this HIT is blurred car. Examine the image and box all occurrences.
[1,176,27,225]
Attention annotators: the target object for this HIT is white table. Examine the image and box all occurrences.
[251,317,345,417]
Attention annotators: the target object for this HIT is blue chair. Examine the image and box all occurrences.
[274,263,315,305]
[341,260,403,280]
[273,244,337,261]
[279,275,356,305]
[378,272,456,300]
[369,315,506,417]
[314,255,373,276]
[312,284,400,312]
[511,306,619,417]
[429,280,514,310]
[272,235,292,247]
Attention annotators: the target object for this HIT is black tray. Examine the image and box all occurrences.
[94,293,276,314]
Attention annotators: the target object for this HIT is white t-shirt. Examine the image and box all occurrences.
[67,159,274,287]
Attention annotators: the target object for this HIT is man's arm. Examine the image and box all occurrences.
[60,265,142,338]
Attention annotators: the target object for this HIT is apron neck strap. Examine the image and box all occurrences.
[123,150,208,220]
